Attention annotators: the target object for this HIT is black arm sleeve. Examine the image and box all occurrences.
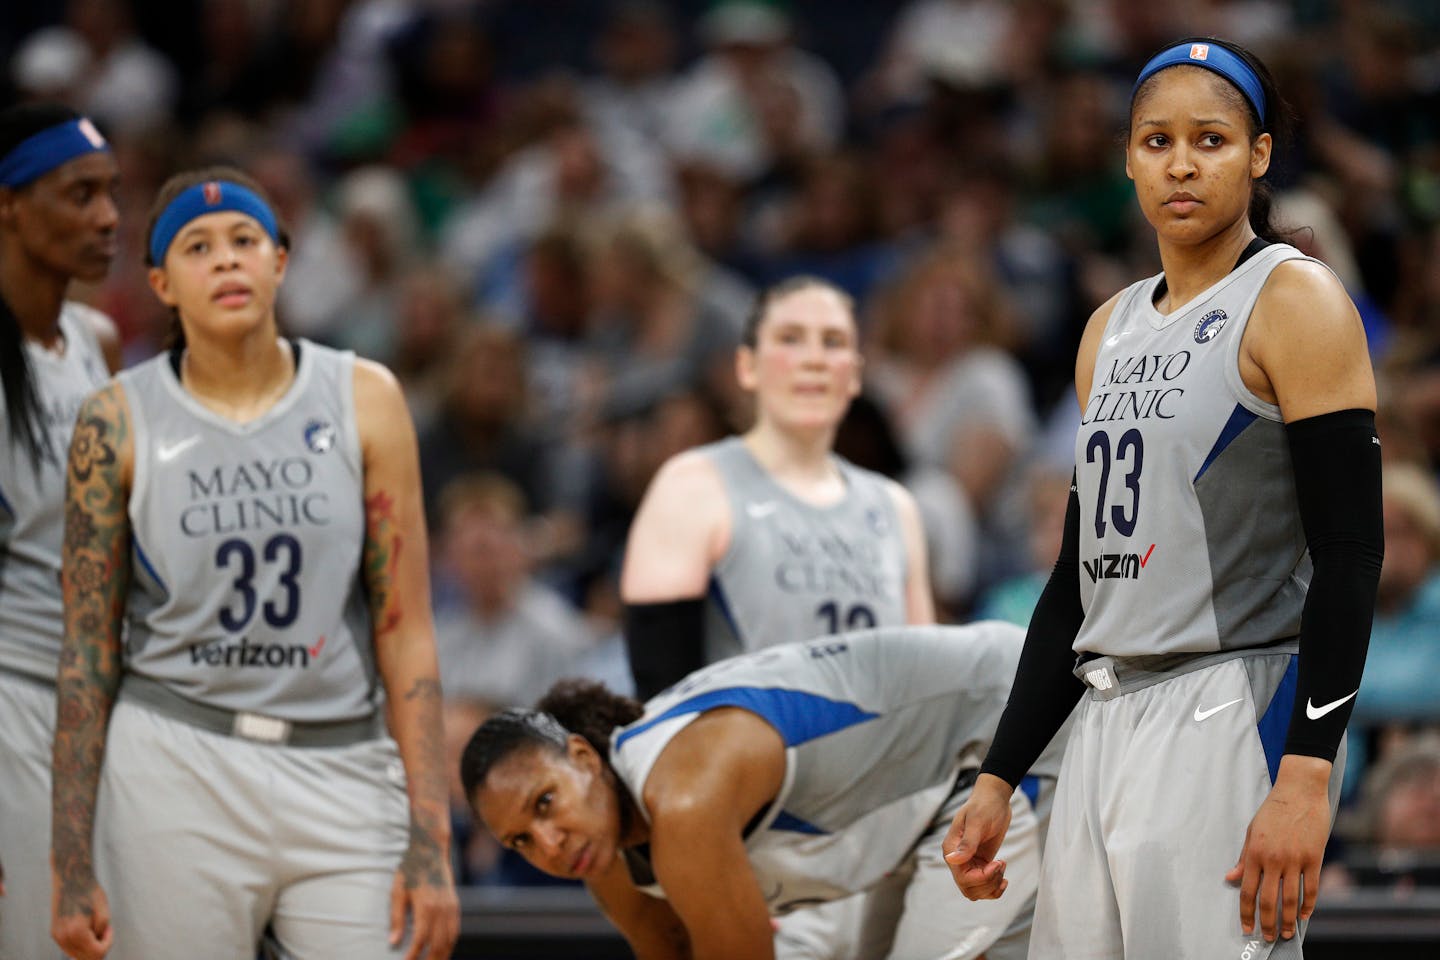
[979,473,1089,788]
[1282,408,1384,761]
[624,598,707,700]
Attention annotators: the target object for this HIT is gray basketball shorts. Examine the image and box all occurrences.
[93,700,410,960]
[0,671,66,960]
[1028,646,1345,960]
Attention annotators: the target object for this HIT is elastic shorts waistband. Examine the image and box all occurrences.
[117,674,383,747]
[1076,640,1300,700]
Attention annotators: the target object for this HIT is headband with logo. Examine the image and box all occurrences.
[148,179,280,265]
[1132,41,1266,125]
[0,117,110,188]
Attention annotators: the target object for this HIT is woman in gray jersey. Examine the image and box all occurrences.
[619,276,934,958]
[463,622,1057,960]
[944,37,1384,959]
[0,103,120,960]
[49,167,457,960]
[620,275,932,698]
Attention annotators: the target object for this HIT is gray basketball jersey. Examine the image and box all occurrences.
[610,621,1059,913]
[118,342,377,721]
[703,437,907,661]
[1074,243,1315,658]
[0,304,110,682]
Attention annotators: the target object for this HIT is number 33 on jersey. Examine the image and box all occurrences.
[117,343,377,720]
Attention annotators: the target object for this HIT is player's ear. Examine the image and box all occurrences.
[147,265,177,307]
[735,344,759,392]
[569,734,601,773]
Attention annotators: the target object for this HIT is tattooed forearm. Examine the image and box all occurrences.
[400,815,449,889]
[52,384,131,916]
[362,489,404,636]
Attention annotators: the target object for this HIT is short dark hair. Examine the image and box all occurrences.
[741,275,856,349]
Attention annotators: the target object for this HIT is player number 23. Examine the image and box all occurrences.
[1086,429,1144,539]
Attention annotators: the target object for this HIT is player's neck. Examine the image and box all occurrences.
[1155,220,1256,312]
[743,425,845,501]
[181,333,294,423]
[0,250,68,348]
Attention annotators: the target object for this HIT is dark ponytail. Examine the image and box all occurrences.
[1131,36,1294,244]
[1,103,84,469]
[459,679,644,802]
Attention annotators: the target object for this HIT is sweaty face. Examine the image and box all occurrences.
[5,151,120,283]
[739,286,862,433]
[1126,66,1270,245]
[149,210,286,340]
[475,740,623,882]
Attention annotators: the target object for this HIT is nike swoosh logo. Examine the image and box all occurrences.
[157,435,201,462]
[746,501,778,519]
[1193,697,1243,722]
[1305,690,1358,720]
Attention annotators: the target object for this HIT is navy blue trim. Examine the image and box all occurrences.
[707,576,743,647]
[615,686,879,752]
[1195,404,1258,482]
[133,537,168,597]
[0,478,13,518]
[1257,656,1298,784]
[770,810,828,835]
[1019,775,1041,809]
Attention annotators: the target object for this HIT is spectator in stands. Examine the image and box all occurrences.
[432,474,595,713]
[418,325,557,532]
[1353,462,1440,726]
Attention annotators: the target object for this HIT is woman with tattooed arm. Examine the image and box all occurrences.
[49,166,458,960]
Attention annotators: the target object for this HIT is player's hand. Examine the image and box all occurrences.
[389,840,459,960]
[1225,755,1333,943]
[943,773,1014,901]
[51,874,113,960]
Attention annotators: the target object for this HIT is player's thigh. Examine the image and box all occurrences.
[0,675,65,960]
[270,738,408,960]
[886,789,1040,960]
[775,895,870,960]
[1026,696,1122,960]
[1109,656,1334,960]
[97,702,275,960]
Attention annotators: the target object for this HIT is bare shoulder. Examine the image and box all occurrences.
[651,447,727,501]
[1254,258,1361,341]
[70,379,134,487]
[352,355,405,404]
[1075,288,1128,405]
[644,709,783,823]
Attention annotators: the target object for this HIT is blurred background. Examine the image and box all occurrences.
[5,0,1438,954]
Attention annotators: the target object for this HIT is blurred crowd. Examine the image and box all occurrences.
[5,0,1439,892]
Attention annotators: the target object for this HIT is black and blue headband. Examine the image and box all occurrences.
[0,117,111,188]
[1132,41,1266,125]
[148,179,280,265]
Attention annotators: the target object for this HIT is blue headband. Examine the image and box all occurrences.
[148,180,280,265]
[0,118,110,188]
[1132,41,1266,125]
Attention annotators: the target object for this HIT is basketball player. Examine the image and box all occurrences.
[465,622,1059,960]
[0,103,120,960]
[943,38,1383,958]
[619,275,933,958]
[621,274,932,699]
[49,167,458,960]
